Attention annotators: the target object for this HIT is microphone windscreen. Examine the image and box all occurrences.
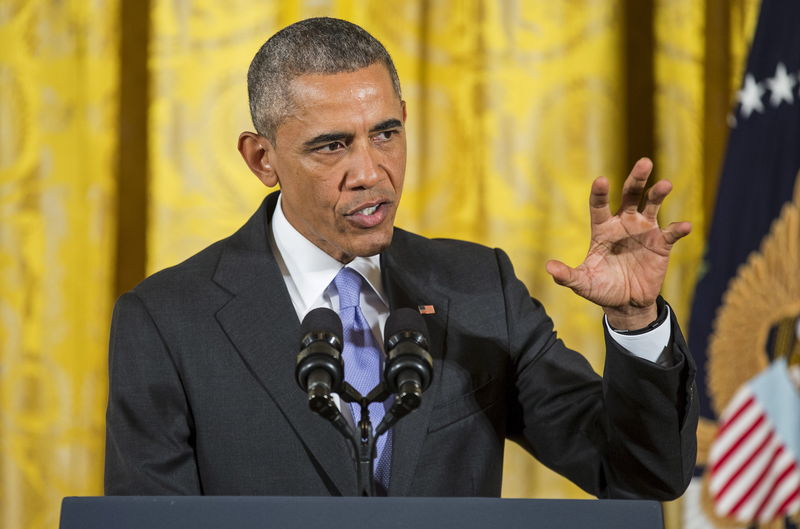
[385,307,430,344]
[300,307,343,339]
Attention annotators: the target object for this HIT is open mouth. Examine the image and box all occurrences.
[345,201,390,228]
[357,204,380,215]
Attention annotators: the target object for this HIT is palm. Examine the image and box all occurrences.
[547,158,691,318]
[571,212,672,309]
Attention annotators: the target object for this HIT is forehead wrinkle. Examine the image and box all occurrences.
[291,103,387,139]
[279,65,403,146]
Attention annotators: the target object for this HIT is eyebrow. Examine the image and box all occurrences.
[370,118,402,132]
[303,132,350,148]
[302,119,403,149]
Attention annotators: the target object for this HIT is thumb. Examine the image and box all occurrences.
[545,259,578,287]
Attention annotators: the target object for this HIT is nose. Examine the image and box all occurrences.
[345,141,382,190]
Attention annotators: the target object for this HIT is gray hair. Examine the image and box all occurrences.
[247,17,402,143]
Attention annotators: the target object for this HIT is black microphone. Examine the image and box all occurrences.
[376,308,433,435]
[295,308,345,421]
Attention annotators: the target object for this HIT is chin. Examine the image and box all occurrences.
[352,230,394,258]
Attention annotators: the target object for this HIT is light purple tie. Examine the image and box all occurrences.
[334,267,392,493]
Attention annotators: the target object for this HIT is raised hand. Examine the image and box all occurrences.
[545,158,691,330]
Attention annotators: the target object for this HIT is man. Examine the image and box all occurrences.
[105,17,697,498]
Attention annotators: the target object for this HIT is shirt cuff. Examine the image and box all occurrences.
[604,305,672,363]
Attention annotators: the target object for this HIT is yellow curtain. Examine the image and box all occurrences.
[0,1,119,528]
[656,0,760,323]
[0,1,761,527]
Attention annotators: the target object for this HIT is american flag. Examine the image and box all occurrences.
[708,358,800,523]
[686,1,800,526]
[689,0,800,426]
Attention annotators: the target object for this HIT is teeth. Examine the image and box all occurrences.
[359,205,378,215]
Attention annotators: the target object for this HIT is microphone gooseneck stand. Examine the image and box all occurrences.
[333,378,431,496]
[296,307,433,496]
[338,382,388,497]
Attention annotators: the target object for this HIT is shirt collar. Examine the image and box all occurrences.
[271,194,388,309]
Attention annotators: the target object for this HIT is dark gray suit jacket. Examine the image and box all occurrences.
[105,192,698,498]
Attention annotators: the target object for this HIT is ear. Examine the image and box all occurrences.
[238,131,278,188]
[401,100,407,123]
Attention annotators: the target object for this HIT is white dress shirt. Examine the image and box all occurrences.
[268,194,670,365]
[269,195,389,349]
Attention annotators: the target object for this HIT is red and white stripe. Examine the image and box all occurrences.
[708,386,800,523]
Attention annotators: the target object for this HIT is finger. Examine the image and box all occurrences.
[545,259,579,288]
[641,179,673,221]
[589,176,612,225]
[619,157,653,215]
[662,221,692,245]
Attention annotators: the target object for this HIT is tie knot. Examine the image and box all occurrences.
[334,267,364,309]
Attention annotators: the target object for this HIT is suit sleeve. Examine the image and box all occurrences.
[104,291,202,494]
[497,248,698,500]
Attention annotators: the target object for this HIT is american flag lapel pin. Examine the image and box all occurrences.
[418,305,435,315]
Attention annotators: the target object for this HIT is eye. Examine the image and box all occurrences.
[372,130,396,142]
[315,141,345,153]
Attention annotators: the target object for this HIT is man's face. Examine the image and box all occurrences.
[267,63,406,263]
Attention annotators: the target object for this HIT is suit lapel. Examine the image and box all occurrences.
[212,193,356,495]
[381,231,450,497]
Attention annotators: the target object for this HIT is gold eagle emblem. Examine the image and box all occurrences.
[696,172,800,528]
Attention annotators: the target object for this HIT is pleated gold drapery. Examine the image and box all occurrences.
[0,2,119,529]
[0,1,759,528]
